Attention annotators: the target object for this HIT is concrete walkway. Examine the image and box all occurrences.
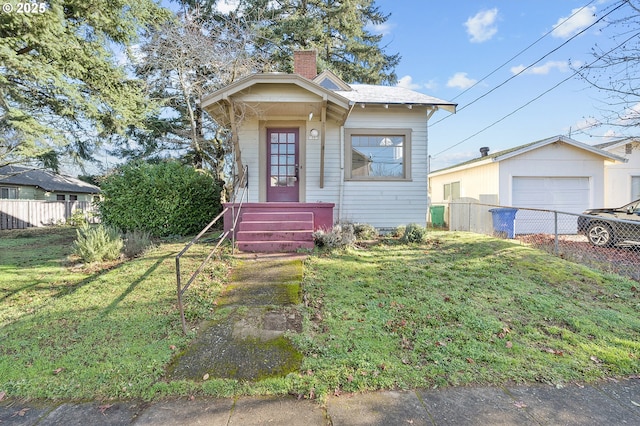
[1,379,639,425]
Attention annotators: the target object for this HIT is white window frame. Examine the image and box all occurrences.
[632,176,640,200]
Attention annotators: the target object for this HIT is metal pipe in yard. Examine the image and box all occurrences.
[554,211,559,255]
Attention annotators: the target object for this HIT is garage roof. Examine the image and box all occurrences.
[430,135,627,176]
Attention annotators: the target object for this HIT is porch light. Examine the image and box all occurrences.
[309,128,320,140]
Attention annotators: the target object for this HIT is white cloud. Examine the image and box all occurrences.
[216,0,239,13]
[551,6,597,38]
[446,72,477,90]
[619,102,640,123]
[464,8,499,43]
[510,60,571,75]
[368,22,393,36]
[397,75,422,90]
[573,117,601,132]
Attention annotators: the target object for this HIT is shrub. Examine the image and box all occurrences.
[73,224,124,263]
[97,161,222,237]
[313,223,356,249]
[67,209,88,227]
[353,223,378,240]
[123,230,155,258]
[393,225,406,238]
[401,223,428,243]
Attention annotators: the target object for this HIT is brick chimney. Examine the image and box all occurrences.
[293,50,318,80]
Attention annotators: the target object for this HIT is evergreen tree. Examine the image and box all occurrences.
[0,0,169,169]
[236,0,400,84]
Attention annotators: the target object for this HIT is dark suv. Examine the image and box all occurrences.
[577,199,640,247]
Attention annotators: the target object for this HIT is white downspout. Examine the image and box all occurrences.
[338,103,355,224]
[426,107,437,226]
[338,125,345,222]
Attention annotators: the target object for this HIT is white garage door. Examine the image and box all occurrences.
[512,177,590,234]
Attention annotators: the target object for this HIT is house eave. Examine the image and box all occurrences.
[201,73,352,111]
[493,135,628,163]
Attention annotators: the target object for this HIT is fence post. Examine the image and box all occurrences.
[554,211,559,255]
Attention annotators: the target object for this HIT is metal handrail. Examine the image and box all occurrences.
[175,165,248,334]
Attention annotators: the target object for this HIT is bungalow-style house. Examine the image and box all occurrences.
[201,51,456,251]
[428,135,628,234]
[0,165,100,201]
[594,138,640,207]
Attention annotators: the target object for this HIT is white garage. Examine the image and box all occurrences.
[428,135,628,234]
[512,177,590,234]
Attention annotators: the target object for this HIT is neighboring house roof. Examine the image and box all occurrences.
[0,165,100,194]
[334,84,457,113]
[594,138,640,151]
[429,135,628,176]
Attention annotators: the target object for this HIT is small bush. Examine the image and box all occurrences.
[393,225,406,238]
[67,209,88,227]
[353,223,378,240]
[73,224,124,263]
[313,223,356,249]
[123,230,155,258]
[401,223,428,243]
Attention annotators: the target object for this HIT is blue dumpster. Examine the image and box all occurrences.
[488,208,518,238]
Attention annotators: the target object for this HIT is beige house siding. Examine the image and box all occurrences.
[339,108,429,228]
[602,141,640,206]
[234,106,435,228]
[429,162,499,203]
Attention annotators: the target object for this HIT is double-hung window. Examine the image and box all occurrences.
[345,129,411,180]
[0,187,18,199]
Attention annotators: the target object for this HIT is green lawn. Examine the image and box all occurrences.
[296,233,640,398]
[0,228,638,401]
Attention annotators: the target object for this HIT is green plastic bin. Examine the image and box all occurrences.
[430,205,445,227]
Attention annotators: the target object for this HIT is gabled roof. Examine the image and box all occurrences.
[0,165,100,194]
[594,138,640,151]
[201,72,457,115]
[430,135,627,176]
[335,85,457,113]
[313,70,352,91]
[200,73,352,110]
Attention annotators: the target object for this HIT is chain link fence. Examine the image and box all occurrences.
[434,201,640,282]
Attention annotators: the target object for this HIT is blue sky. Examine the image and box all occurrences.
[371,0,634,171]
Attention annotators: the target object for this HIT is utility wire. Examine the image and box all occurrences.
[450,0,597,102]
[431,0,626,127]
[432,29,640,158]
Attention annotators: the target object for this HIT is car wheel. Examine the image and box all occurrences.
[587,222,615,247]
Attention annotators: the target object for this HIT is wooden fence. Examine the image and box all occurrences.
[0,200,99,230]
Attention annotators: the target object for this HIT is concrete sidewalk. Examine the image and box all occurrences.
[1,378,638,425]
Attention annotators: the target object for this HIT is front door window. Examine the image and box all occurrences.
[267,129,299,202]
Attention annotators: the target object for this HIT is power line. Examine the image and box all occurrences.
[450,0,597,102]
[433,29,640,158]
[431,0,626,127]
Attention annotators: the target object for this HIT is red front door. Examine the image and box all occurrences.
[267,128,299,202]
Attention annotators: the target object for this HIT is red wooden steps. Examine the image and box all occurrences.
[236,211,315,253]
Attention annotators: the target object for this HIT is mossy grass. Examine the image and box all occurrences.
[295,232,640,399]
[1,228,638,401]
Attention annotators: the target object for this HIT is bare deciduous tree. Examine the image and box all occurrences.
[124,9,270,188]
[575,0,640,136]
